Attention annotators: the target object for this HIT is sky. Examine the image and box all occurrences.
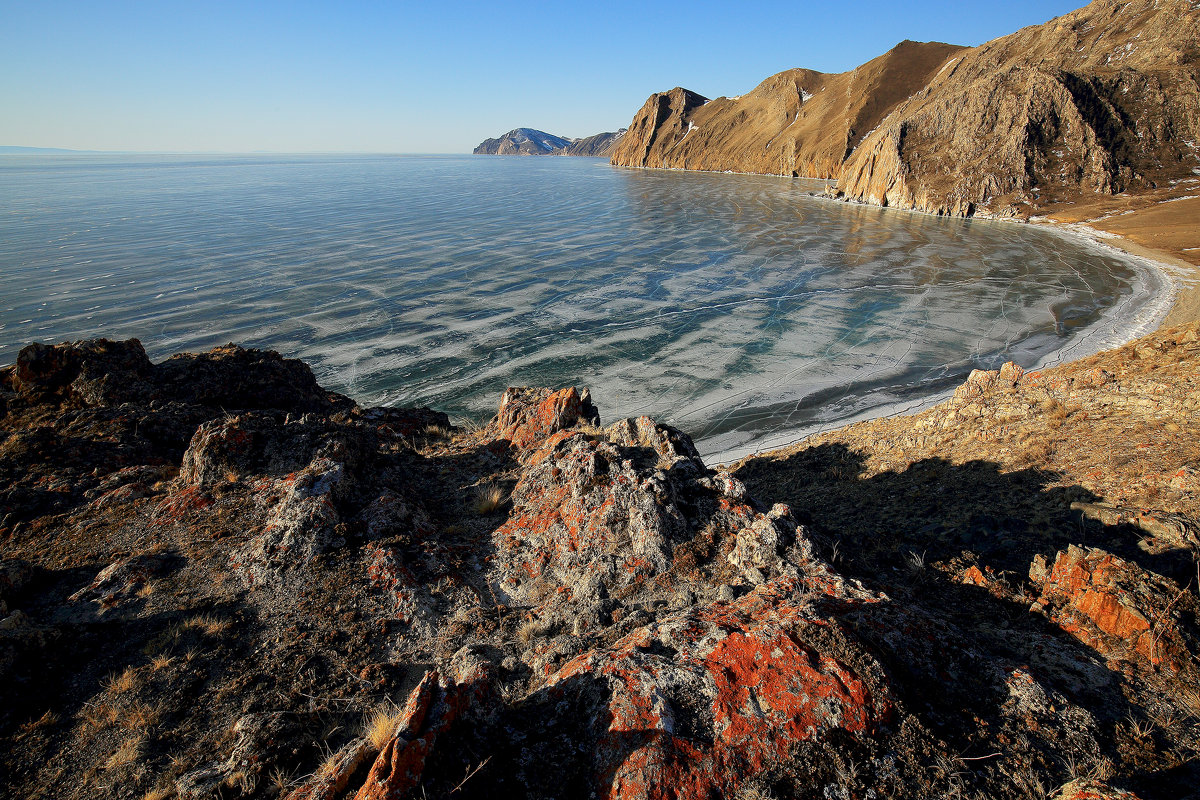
[1,0,1089,154]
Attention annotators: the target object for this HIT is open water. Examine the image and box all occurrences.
[0,154,1170,461]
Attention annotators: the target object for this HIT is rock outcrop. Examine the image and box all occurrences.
[611,0,1200,218]
[2,332,1199,799]
[473,127,625,157]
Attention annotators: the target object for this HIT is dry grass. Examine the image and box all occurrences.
[80,702,120,730]
[183,614,231,636]
[121,701,163,730]
[103,666,139,695]
[516,618,550,645]
[472,482,507,514]
[150,653,173,672]
[314,747,343,780]
[140,787,173,800]
[15,709,59,739]
[422,424,451,439]
[1040,398,1071,424]
[105,735,146,771]
[362,704,405,750]
[269,766,296,794]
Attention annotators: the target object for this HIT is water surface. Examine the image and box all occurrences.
[0,154,1166,460]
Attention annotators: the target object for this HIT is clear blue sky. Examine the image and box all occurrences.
[1,0,1087,154]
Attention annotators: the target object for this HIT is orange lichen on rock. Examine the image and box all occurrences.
[1032,545,1194,673]
[546,578,891,800]
[489,386,600,450]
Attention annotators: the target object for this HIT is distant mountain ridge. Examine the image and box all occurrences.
[474,127,625,157]
[611,0,1200,218]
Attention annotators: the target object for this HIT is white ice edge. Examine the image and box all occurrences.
[703,217,1181,468]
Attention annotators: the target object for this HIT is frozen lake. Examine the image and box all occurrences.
[0,154,1169,460]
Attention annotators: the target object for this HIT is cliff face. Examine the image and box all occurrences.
[612,0,1200,217]
[473,127,625,157]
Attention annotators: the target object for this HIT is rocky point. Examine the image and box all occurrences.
[1,331,1198,799]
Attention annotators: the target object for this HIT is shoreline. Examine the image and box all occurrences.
[705,205,1194,468]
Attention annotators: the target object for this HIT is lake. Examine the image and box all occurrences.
[0,154,1171,461]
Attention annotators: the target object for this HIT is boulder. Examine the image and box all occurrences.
[488,387,600,450]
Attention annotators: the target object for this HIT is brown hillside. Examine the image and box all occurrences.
[840,0,1200,216]
[610,40,965,178]
[612,0,1200,221]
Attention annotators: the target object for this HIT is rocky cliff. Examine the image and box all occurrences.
[612,0,1200,218]
[473,128,625,157]
[1,331,1198,799]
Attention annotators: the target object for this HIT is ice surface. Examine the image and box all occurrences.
[0,154,1170,461]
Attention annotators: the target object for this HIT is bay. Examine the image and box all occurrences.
[0,154,1168,460]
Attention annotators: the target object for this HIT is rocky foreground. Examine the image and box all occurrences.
[1,330,1198,799]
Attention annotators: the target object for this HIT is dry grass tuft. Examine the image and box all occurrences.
[140,787,173,800]
[16,709,60,739]
[362,705,405,750]
[80,702,120,730]
[121,701,163,730]
[472,482,507,514]
[150,653,174,672]
[269,766,296,794]
[517,618,550,645]
[422,424,451,439]
[1039,398,1071,424]
[104,666,139,695]
[183,614,231,636]
[105,735,146,771]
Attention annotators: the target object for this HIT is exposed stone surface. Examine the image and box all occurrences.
[1032,545,1198,676]
[1,331,1199,799]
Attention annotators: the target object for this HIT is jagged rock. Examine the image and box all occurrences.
[1031,545,1199,674]
[488,386,600,450]
[284,736,373,800]
[154,344,347,413]
[11,338,154,405]
[178,712,304,798]
[496,577,891,800]
[179,412,374,493]
[68,553,173,608]
[490,428,688,606]
[353,666,489,800]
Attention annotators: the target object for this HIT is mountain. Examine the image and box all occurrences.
[0,146,99,154]
[473,127,626,157]
[612,0,1200,218]
[610,41,965,179]
[562,129,625,156]
[473,128,573,155]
